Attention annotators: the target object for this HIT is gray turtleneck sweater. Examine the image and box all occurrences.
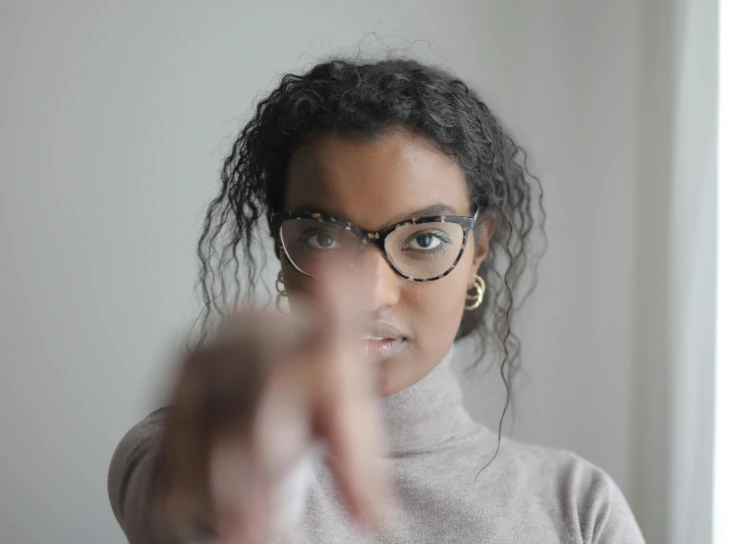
[108,349,645,543]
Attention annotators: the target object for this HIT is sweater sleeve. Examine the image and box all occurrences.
[580,466,645,544]
[537,443,645,544]
[107,409,187,544]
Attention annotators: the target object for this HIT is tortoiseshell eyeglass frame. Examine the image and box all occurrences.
[270,209,479,282]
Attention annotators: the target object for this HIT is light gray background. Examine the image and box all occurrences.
[1,1,648,542]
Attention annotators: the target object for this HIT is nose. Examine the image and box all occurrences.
[357,244,401,313]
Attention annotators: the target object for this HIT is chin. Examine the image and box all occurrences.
[371,355,404,397]
[375,348,433,397]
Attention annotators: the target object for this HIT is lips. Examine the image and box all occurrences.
[360,322,406,341]
[359,322,408,360]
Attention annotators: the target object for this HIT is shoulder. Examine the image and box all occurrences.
[498,437,610,486]
[107,408,168,524]
[497,438,645,544]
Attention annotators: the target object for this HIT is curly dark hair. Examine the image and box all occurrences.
[194,55,545,435]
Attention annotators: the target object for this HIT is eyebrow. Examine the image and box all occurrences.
[408,203,458,218]
[290,203,459,221]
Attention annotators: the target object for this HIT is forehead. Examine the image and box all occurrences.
[283,129,471,230]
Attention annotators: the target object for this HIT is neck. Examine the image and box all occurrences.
[376,346,478,455]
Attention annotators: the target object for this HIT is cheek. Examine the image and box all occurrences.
[280,260,318,309]
[404,271,469,337]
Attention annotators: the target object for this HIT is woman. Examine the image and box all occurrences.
[108,57,644,543]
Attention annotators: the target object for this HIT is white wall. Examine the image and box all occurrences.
[0,1,645,542]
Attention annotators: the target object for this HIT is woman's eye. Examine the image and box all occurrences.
[406,232,445,251]
[302,231,339,250]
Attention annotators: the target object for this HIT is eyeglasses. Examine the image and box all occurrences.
[271,210,478,282]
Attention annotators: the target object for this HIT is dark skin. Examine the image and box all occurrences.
[160,128,493,542]
[282,128,493,396]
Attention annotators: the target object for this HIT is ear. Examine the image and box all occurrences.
[273,235,283,261]
[469,218,495,282]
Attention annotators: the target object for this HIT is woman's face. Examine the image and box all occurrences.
[281,129,491,396]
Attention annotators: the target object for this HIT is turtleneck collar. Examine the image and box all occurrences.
[376,346,479,455]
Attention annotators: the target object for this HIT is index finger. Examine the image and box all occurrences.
[303,258,365,346]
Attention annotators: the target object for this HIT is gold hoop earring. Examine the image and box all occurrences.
[275,270,287,311]
[464,275,485,311]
